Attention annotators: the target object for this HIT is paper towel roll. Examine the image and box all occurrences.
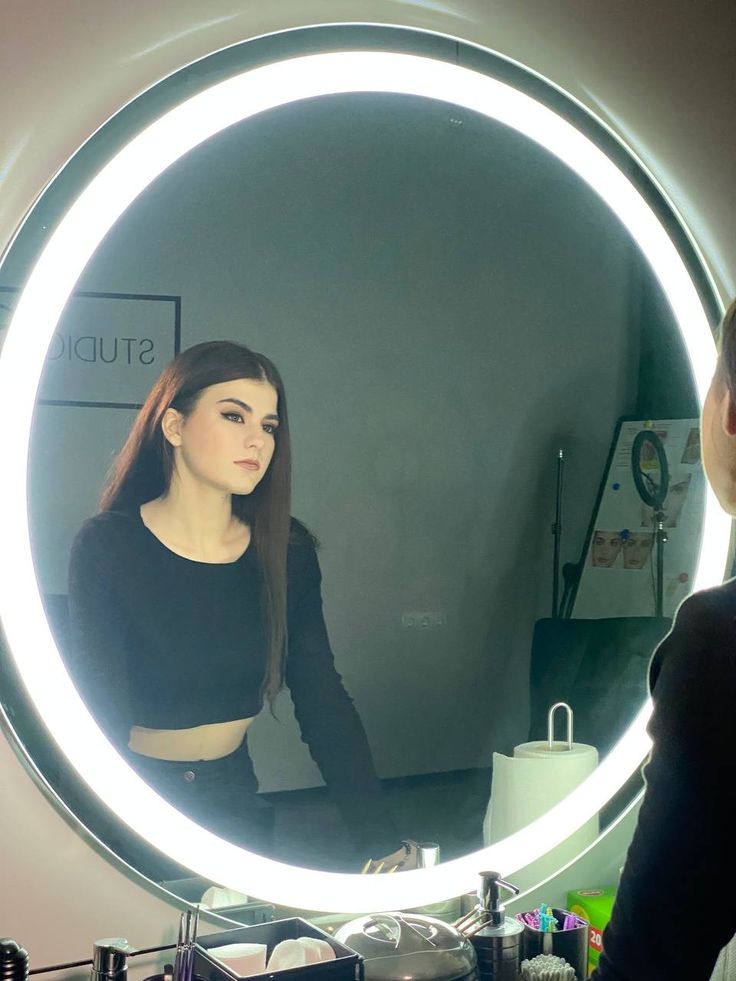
[200,885,250,909]
[483,740,599,890]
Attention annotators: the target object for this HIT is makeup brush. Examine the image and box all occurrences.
[172,913,186,981]
[184,906,200,981]
[173,906,201,981]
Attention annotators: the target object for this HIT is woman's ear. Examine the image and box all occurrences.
[161,407,184,446]
[723,389,736,437]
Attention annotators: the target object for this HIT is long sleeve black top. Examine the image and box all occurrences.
[591,579,736,980]
[66,509,396,853]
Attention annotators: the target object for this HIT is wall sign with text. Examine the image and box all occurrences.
[0,287,181,408]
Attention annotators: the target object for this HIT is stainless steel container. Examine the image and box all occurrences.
[335,913,478,981]
[90,940,133,981]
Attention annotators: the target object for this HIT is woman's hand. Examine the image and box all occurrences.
[360,839,422,874]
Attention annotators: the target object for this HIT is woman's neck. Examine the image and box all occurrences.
[142,477,247,562]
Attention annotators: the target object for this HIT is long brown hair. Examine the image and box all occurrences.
[100,340,291,704]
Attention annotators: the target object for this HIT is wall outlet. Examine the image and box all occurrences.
[401,611,447,629]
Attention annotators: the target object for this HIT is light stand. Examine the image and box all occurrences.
[552,449,564,617]
[631,429,670,617]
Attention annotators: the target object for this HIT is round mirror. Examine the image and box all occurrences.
[0,25,727,912]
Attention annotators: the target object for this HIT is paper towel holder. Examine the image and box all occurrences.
[547,702,573,751]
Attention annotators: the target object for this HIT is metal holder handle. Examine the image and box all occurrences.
[30,942,187,976]
[416,841,440,868]
[547,701,573,751]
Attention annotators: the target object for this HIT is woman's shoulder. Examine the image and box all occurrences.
[671,578,736,633]
[288,516,319,549]
[650,578,736,688]
[71,509,142,557]
[287,517,321,583]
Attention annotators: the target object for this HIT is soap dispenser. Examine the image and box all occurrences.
[90,939,134,981]
[454,872,522,981]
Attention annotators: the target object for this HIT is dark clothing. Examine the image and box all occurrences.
[123,741,275,855]
[591,579,736,980]
[68,510,270,737]
[66,509,396,854]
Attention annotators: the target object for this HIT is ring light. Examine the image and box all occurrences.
[632,430,670,510]
[0,48,728,911]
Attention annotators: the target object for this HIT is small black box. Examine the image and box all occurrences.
[195,918,363,981]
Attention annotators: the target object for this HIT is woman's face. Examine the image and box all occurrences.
[592,532,622,568]
[623,532,654,570]
[664,475,691,527]
[165,377,279,497]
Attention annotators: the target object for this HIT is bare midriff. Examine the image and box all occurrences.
[128,717,255,761]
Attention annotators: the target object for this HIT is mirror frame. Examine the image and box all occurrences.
[0,28,728,912]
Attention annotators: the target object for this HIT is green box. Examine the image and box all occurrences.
[566,886,617,976]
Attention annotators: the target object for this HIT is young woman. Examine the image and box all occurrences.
[66,340,403,867]
[591,298,736,979]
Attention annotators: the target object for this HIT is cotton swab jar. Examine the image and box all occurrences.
[520,953,575,981]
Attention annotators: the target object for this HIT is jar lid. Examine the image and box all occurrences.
[336,913,476,981]
[0,939,29,981]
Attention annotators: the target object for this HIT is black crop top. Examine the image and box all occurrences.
[66,509,396,852]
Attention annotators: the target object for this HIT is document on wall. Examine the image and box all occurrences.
[571,417,705,619]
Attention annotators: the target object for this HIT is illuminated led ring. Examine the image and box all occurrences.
[0,50,727,911]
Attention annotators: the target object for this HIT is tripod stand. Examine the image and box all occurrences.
[631,429,669,617]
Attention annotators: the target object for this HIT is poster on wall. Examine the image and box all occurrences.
[571,417,705,619]
[0,286,181,407]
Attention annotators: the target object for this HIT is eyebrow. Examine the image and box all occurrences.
[217,397,280,422]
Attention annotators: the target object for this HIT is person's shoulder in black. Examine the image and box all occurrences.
[286,517,323,612]
[289,516,318,548]
[591,578,736,980]
[71,507,139,550]
[648,576,736,689]
[66,510,145,747]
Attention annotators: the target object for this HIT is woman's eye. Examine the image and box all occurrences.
[222,412,243,423]
[262,423,278,435]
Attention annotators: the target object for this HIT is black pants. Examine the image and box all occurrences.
[124,739,275,857]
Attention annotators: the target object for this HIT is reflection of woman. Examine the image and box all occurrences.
[640,473,692,529]
[681,426,701,464]
[66,341,398,865]
[591,299,736,980]
[591,531,623,568]
[621,531,654,570]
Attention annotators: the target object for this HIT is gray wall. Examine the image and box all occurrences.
[21,92,648,790]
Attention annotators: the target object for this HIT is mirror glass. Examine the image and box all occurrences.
[0,28,708,905]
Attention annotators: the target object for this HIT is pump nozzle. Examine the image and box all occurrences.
[478,871,520,928]
[454,871,521,936]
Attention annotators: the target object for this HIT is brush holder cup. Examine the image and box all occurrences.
[519,911,587,981]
